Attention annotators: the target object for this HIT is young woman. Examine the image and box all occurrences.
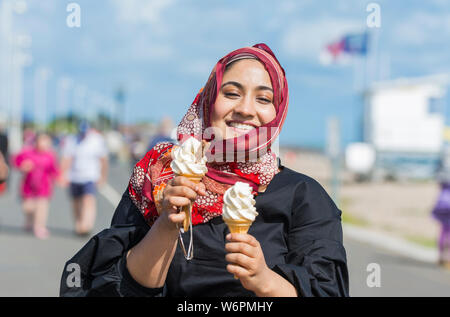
[13,133,60,239]
[60,44,349,297]
[432,141,450,269]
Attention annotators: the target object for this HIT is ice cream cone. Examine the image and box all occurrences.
[221,182,257,279]
[224,219,253,234]
[224,218,253,279]
[180,174,204,232]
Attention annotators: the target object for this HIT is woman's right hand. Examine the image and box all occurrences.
[159,176,206,231]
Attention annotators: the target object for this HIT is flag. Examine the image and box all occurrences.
[320,32,369,65]
[342,33,369,55]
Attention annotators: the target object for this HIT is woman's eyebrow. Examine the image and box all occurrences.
[221,81,243,90]
[221,81,273,93]
[256,85,273,93]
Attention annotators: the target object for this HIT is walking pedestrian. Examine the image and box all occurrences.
[432,141,450,269]
[129,132,146,172]
[0,126,9,194]
[13,132,60,239]
[147,116,175,152]
[60,121,109,236]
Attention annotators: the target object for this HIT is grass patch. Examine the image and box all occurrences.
[340,196,370,227]
[403,234,437,249]
[341,212,370,227]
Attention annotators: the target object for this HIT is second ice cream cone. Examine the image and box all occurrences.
[224,219,253,279]
[224,219,252,234]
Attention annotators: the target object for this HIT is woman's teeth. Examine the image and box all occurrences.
[228,122,255,131]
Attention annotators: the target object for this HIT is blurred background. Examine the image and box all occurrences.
[1,0,450,296]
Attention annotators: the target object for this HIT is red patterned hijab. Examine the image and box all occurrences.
[128,43,289,226]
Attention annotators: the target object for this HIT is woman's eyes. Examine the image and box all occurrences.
[224,92,240,98]
[257,97,272,104]
[224,92,272,104]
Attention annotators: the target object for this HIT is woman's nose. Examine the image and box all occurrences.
[233,95,256,118]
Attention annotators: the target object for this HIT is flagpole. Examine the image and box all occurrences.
[380,52,390,81]
[367,27,380,90]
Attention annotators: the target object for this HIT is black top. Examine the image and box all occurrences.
[59,166,349,297]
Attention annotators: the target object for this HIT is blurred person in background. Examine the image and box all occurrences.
[12,132,60,240]
[0,125,8,194]
[129,132,147,171]
[105,129,124,164]
[147,116,175,152]
[22,128,37,148]
[432,140,450,269]
[0,152,8,184]
[60,121,109,236]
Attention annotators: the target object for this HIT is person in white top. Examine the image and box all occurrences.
[60,121,109,236]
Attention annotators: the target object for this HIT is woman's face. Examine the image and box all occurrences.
[210,59,276,140]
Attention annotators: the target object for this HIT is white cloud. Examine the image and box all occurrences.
[392,11,450,46]
[429,0,450,8]
[281,17,363,61]
[107,0,176,62]
[180,59,215,78]
[110,0,175,35]
[132,41,174,61]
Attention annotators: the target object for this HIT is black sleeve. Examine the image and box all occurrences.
[272,176,350,297]
[59,190,164,297]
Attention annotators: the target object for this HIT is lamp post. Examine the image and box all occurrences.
[73,84,87,125]
[0,0,31,153]
[56,77,73,123]
[327,116,341,206]
[114,85,126,130]
[10,38,32,153]
[33,66,51,131]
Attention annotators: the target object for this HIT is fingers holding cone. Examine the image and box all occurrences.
[180,175,204,232]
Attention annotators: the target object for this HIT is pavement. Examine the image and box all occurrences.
[0,161,130,296]
[1,161,450,297]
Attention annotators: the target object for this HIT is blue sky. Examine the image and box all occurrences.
[12,0,450,149]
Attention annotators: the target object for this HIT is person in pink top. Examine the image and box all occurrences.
[13,132,60,239]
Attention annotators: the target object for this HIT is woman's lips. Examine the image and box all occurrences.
[227,122,255,135]
[224,121,258,137]
[226,121,257,132]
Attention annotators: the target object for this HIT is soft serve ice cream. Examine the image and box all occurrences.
[170,137,208,177]
[170,137,208,232]
[222,182,258,233]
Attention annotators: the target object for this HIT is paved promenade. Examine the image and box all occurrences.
[1,162,449,296]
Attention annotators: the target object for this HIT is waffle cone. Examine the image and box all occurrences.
[180,173,204,232]
[224,219,253,234]
[180,174,204,183]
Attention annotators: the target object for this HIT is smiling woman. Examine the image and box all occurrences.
[60,43,349,297]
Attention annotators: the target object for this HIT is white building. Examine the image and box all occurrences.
[362,74,449,179]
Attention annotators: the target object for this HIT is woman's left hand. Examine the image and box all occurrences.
[225,233,272,295]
